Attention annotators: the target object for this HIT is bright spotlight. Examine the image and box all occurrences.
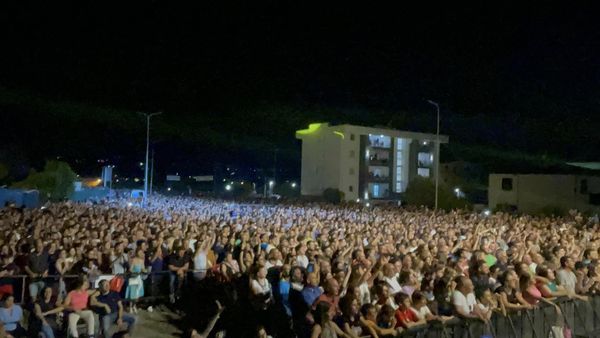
[225,184,232,191]
[167,187,172,191]
[291,182,297,188]
[269,181,274,187]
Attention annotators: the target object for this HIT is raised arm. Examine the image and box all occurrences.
[197,300,225,338]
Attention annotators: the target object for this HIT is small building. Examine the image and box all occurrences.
[296,123,449,201]
[488,173,600,214]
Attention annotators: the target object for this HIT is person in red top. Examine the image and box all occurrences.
[313,278,340,319]
[394,293,426,329]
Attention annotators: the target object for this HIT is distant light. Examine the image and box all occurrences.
[356,199,360,203]
[225,184,232,191]
[454,188,460,193]
[269,181,274,187]
[134,178,140,182]
[483,209,491,216]
[127,202,133,207]
[241,181,244,185]
[380,134,384,137]
[364,192,369,200]
[139,162,143,166]
[167,187,172,191]
[366,203,371,207]
[291,182,297,188]
[223,179,226,182]
[115,179,120,183]
[422,141,428,146]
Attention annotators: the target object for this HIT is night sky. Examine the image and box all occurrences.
[1,3,599,182]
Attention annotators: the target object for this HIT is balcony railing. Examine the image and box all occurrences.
[368,158,389,166]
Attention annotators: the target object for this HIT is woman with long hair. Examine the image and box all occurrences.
[220,251,240,282]
[338,295,363,338]
[311,301,348,338]
[125,248,146,313]
[519,273,560,311]
[63,275,95,338]
[497,270,532,312]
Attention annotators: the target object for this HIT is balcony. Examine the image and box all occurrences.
[367,172,389,183]
[418,161,432,168]
[368,158,389,166]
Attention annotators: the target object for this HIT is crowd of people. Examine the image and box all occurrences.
[0,196,599,337]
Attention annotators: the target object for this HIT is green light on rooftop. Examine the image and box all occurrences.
[333,131,345,139]
[296,123,323,135]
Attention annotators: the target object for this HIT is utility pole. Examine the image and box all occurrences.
[150,149,155,196]
[140,112,162,206]
[427,100,440,211]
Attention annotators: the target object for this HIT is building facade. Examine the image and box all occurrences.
[296,123,449,201]
[488,174,600,213]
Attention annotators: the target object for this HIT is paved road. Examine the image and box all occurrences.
[132,307,182,338]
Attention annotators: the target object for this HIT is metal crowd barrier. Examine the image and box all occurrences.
[0,269,209,304]
[5,273,600,337]
[396,296,600,338]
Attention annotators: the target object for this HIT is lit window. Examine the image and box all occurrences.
[418,152,433,167]
[417,168,430,177]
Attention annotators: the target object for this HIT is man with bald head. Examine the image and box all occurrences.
[313,278,340,318]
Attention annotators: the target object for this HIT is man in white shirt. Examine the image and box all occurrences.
[382,263,402,295]
[295,243,309,269]
[452,276,484,320]
[556,256,577,294]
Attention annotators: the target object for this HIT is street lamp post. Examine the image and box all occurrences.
[427,100,440,211]
[140,112,162,205]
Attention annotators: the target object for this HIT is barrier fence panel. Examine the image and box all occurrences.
[3,272,600,337]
